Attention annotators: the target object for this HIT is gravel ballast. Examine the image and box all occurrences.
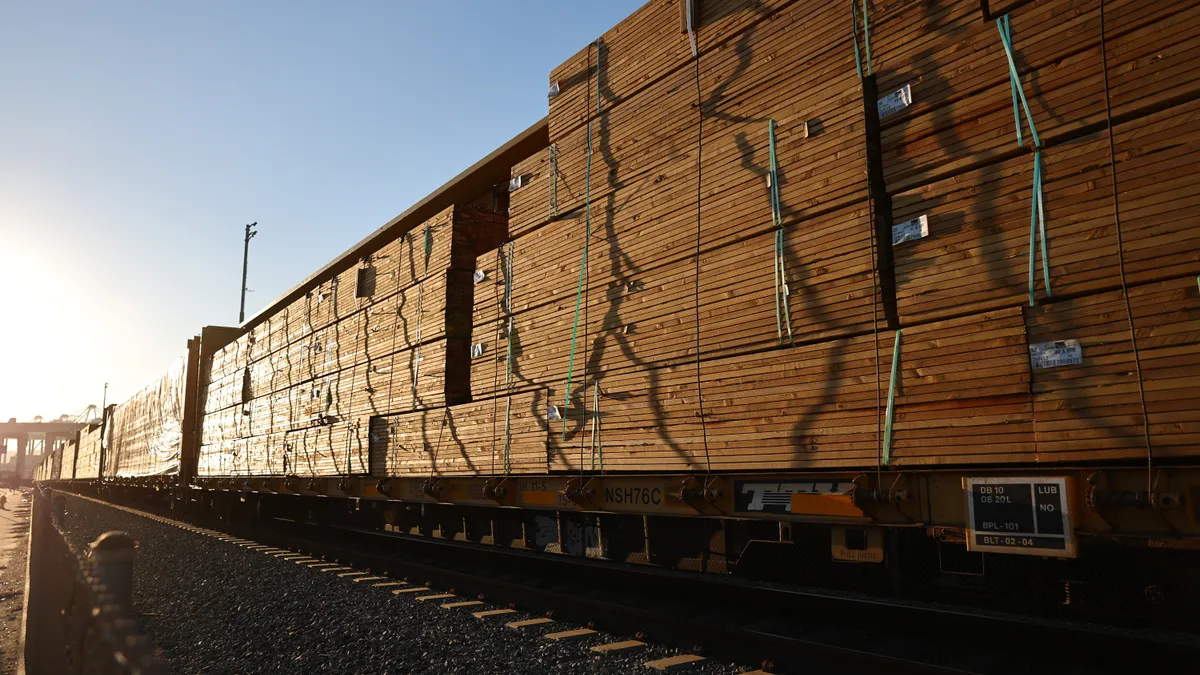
[59,495,744,674]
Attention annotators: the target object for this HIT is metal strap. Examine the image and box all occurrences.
[685,0,698,58]
[882,329,902,467]
[768,120,793,345]
[548,144,559,218]
[502,243,515,473]
[590,381,602,471]
[411,225,432,401]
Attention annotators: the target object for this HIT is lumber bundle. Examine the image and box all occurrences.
[370,390,549,476]
[74,424,103,480]
[106,357,187,477]
[61,438,77,481]
[194,0,1200,479]
[1132,278,1200,460]
[197,203,503,477]
[890,129,1121,324]
[1111,96,1200,286]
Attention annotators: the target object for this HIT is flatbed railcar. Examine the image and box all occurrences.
[38,0,1200,629]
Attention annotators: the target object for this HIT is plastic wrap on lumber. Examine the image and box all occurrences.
[1112,97,1200,286]
[372,390,550,476]
[891,129,1121,324]
[105,357,187,477]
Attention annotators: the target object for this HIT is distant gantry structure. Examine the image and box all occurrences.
[0,418,89,481]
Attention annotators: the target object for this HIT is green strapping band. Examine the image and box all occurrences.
[502,244,514,473]
[852,1,863,78]
[768,119,793,345]
[882,329,902,467]
[562,39,601,439]
[996,16,1042,148]
[998,15,1051,305]
[862,0,872,75]
[1027,151,1051,305]
[851,0,871,78]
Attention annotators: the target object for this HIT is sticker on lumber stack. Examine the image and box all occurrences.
[548,80,560,98]
[892,214,929,245]
[1029,340,1083,369]
[964,477,1075,558]
[546,405,562,422]
[509,174,531,192]
[473,269,487,284]
[470,343,486,358]
[877,84,913,118]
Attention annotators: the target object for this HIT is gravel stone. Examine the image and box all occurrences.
[60,495,746,674]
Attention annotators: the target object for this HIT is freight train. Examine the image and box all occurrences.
[37,0,1200,627]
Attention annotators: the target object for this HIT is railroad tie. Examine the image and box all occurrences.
[544,628,597,641]
[473,609,517,619]
[643,654,706,671]
[590,640,645,653]
[505,618,554,629]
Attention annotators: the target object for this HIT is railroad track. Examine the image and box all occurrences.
[74,491,1198,674]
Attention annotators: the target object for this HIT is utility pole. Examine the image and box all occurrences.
[239,222,258,324]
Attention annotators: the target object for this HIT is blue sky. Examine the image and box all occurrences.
[0,1,643,422]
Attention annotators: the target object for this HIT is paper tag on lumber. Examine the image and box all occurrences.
[509,174,531,192]
[548,80,561,98]
[892,214,928,245]
[877,84,913,118]
[1029,340,1083,369]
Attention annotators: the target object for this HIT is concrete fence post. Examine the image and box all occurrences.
[89,531,136,610]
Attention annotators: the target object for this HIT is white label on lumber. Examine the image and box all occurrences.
[547,405,562,422]
[473,270,487,284]
[892,214,929,245]
[470,343,485,358]
[508,174,531,192]
[877,83,913,118]
[1029,340,1083,369]
[548,80,560,98]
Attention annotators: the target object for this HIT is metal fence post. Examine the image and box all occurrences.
[89,532,136,610]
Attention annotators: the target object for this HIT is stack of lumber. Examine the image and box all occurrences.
[467,0,1200,475]
[106,357,187,477]
[195,0,1200,479]
[196,203,506,477]
[61,437,77,481]
[74,424,103,480]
